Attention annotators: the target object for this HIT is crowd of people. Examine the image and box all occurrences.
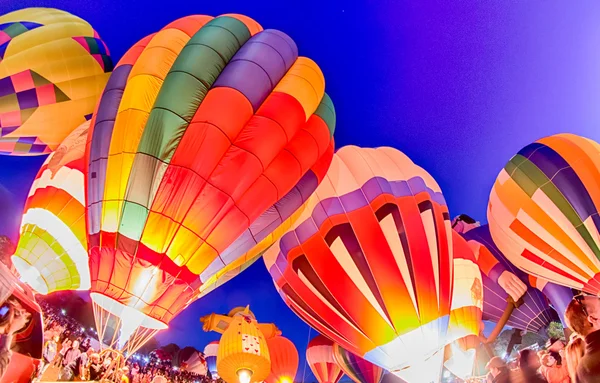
[480,292,600,383]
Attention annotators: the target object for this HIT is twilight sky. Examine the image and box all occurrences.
[1,0,600,380]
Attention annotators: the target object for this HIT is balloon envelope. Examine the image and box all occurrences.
[264,145,453,382]
[488,133,600,295]
[85,14,335,354]
[265,336,298,383]
[306,335,344,383]
[464,224,561,332]
[204,341,219,378]
[446,230,483,345]
[0,8,112,155]
[332,343,383,383]
[12,120,90,294]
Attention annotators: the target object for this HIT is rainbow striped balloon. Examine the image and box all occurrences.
[12,120,90,293]
[488,134,600,295]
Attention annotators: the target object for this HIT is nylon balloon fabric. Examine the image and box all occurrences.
[264,146,453,382]
[265,335,299,383]
[0,8,112,155]
[12,120,90,294]
[332,343,383,383]
[488,133,600,295]
[85,14,335,352]
[446,230,483,345]
[204,341,219,378]
[463,224,560,332]
[306,335,345,383]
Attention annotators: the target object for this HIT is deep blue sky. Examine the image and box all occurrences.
[2,0,600,380]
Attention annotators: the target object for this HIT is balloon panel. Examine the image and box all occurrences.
[85,14,335,326]
[463,225,560,332]
[265,146,452,373]
[488,134,600,294]
[0,8,112,155]
[12,120,90,293]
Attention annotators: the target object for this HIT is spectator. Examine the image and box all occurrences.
[58,340,81,381]
[0,300,30,381]
[512,349,546,383]
[55,339,72,367]
[39,335,59,378]
[122,366,131,383]
[88,353,103,381]
[485,356,511,383]
[540,353,569,383]
[565,335,585,383]
[565,292,600,382]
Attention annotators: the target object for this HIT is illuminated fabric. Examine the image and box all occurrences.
[265,336,298,383]
[446,231,483,345]
[264,145,453,381]
[204,341,219,378]
[85,14,335,351]
[0,8,111,155]
[488,133,600,295]
[12,120,90,293]
[306,335,344,383]
[464,225,560,332]
[332,343,383,383]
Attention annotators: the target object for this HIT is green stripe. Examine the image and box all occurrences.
[138,16,251,161]
[16,225,80,290]
[314,92,336,137]
[121,16,252,241]
[509,156,600,259]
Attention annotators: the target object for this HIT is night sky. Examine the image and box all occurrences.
[1,0,600,380]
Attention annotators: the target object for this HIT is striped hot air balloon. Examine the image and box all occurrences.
[332,344,383,383]
[488,134,600,295]
[11,120,90,294]
[446,230,483,345]
[0,8,112,155]
[463,224,561,332]
[306,335,344,383]
[204,341,219,379]
[85,14,335,355]
[264,146,453,383]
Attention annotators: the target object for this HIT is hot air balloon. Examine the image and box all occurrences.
[85,14,335,355]
[488,133,600,294]
[332,343,383,383]
[306,335,344,383]
[446,230,483,345]
[265,336,298,383]
[203,307,271,383]
[443,335,491,380]
[264,146,454,383]
[0,8,112,155]
[461,224,562,333]
[178,347,208,375]
[205,341,219,379]
[11,120,89,294]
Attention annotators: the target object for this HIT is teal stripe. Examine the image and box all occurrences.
[120,16,252,240]
[138,16,252,162]
[314,92,336,137]
[508,155,600,259]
